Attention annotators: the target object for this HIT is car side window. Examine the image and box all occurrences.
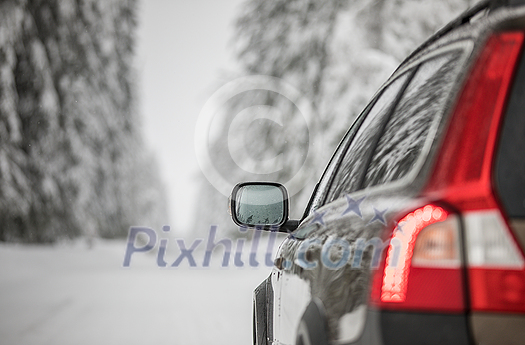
[324,73,410,203]
[363,51,463,187]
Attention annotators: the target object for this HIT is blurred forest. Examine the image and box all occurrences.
[195,0,475,236]
[0,0,167,242]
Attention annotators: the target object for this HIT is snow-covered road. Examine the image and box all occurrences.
[0,239,274,345]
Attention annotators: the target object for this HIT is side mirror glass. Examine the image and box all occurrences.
[230,182,289,228]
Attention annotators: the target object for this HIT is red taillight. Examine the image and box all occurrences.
[425,32,524,210]
[371,32,525,314]
[381,205,448,302]
[371,205,465,312]
[424,32,525,314]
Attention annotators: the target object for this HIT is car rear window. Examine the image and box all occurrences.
[495,47,525,218]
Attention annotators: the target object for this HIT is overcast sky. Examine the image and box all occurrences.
[136,0,244,233]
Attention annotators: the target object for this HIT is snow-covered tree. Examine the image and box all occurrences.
[0,0,167,242]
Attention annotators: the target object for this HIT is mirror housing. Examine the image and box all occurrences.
[229,182,298,231]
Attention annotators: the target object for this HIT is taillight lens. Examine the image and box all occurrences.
[412,216,460,267]
[465,210,525,313]
[371,205,465,312]
[423,31,525,314]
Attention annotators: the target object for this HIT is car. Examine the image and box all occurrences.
[229,1,525,344]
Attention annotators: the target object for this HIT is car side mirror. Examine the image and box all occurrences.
[229,182,299,232]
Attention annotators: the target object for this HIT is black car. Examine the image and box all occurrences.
[230,1,525,344]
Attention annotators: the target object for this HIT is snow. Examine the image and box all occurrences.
[0,239,274,345]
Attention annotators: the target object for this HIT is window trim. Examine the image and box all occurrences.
[301,102,372,218]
